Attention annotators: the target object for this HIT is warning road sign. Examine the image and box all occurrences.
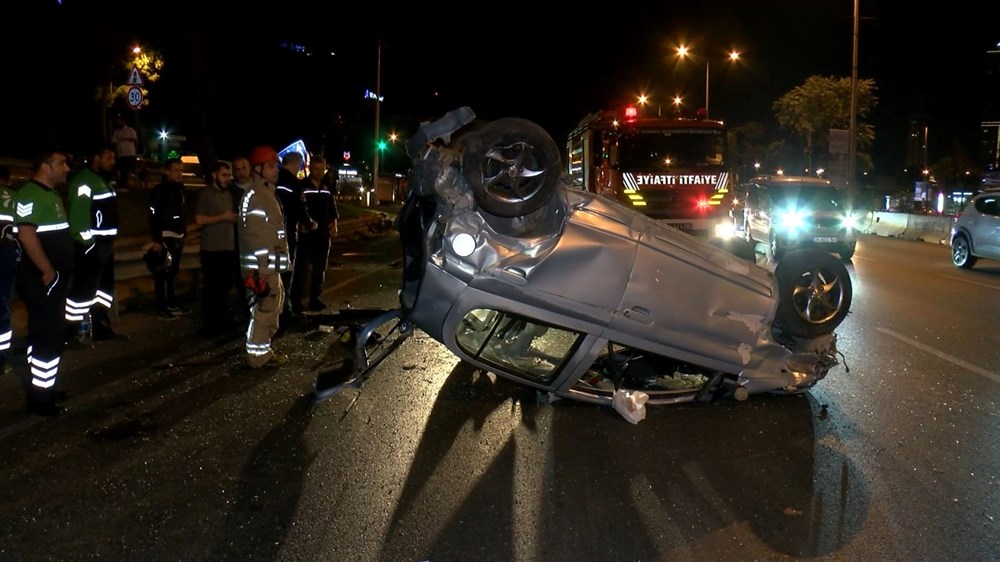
[127,67,143,86]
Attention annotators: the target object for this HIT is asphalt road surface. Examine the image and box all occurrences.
[0,233,997,561]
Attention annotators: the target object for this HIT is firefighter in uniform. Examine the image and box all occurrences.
[15,147,73,416]
[238,146,290,368]
[65,142,120,341]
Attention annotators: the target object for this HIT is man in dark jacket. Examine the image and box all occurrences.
[290,155,338,312]
[148,158,188,319]
[275,152,314,318]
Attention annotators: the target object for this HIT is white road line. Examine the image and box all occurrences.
[939,275,1000,291]
[876,327,1000,384]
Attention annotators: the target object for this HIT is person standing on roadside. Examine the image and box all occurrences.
[290,155,338,313]
[228,155,253,327]
[238,146,290,368]
[64,142,120,342]
[231,155,252,195]
[110,115,138,191]
[275,152,314,319]
[0,166,19,377]
[148,158,188,319]
[14,147,74,416]
[195,160,240,337]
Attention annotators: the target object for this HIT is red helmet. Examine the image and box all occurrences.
[249,145,279,167]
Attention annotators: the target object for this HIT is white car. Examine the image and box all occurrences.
[951,189,1000,268]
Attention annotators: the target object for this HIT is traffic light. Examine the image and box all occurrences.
[377,139,388,152]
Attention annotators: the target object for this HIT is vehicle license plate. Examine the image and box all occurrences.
[671,223,693,231]
[813,236,837,243]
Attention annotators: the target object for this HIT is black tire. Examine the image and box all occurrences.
[460,118,561,218]
[951,234,977,269]
[774,249,853,338]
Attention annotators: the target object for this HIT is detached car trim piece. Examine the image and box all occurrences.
[314,108,852,408]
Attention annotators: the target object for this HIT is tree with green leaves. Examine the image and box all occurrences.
[773,75,877,173]
[107,46,164,110]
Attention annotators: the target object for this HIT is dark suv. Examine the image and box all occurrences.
[743,175,858,261]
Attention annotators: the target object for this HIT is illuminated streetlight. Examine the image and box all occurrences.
[675,44,741,119]
[132,46,141,55]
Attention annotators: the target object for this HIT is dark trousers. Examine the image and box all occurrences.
[65,237,116,333]
[280,232,297,314]
[199,249,240,332]
[290,234,330,309]
[154,238,184,310]
[17,265,69,403]
[0,243,17,366]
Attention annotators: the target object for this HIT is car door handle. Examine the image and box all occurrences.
[622,306,652,324]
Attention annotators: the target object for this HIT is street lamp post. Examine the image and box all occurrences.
[676,45,741,119]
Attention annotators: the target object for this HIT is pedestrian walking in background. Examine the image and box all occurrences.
[194,160,241,337]
[14,147,74,416]
[148,158,189,320]
[110,115,138,191]
[275,152,314,320]
[64,142,121,343]
[0,166,19,377]
[290,154,338,313]
[238,146,290,368]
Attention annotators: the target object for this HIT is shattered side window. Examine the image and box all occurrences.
[456,309,581,384]
[575,341,710,396]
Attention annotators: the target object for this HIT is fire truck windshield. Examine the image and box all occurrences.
[566,110,735,237]
[617,129,725,170]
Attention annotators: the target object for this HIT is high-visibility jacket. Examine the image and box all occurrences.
[67,167,119,246]
[14,180,73,275]
[238,174,290,272]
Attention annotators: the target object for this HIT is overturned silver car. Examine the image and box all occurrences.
[316,108,852,407]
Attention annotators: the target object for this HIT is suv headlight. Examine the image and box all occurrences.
[777,209,806,233]
[841,213,858,230]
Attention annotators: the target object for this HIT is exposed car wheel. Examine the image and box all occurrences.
[774,249,853,338]
[951,235,977,269]
[461,118,562,218]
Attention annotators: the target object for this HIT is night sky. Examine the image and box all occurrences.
[3,1,997,182]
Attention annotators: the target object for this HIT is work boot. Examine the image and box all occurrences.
[249,352,289,369]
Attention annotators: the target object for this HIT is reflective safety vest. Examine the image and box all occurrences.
[0,184,16,238]
[15,180,73,273]
[67,167,119,245]
[238,175,290,272]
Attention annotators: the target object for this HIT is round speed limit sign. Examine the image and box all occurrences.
[126,86,143,109]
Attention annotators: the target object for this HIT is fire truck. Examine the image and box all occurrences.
[566,106,736,238]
